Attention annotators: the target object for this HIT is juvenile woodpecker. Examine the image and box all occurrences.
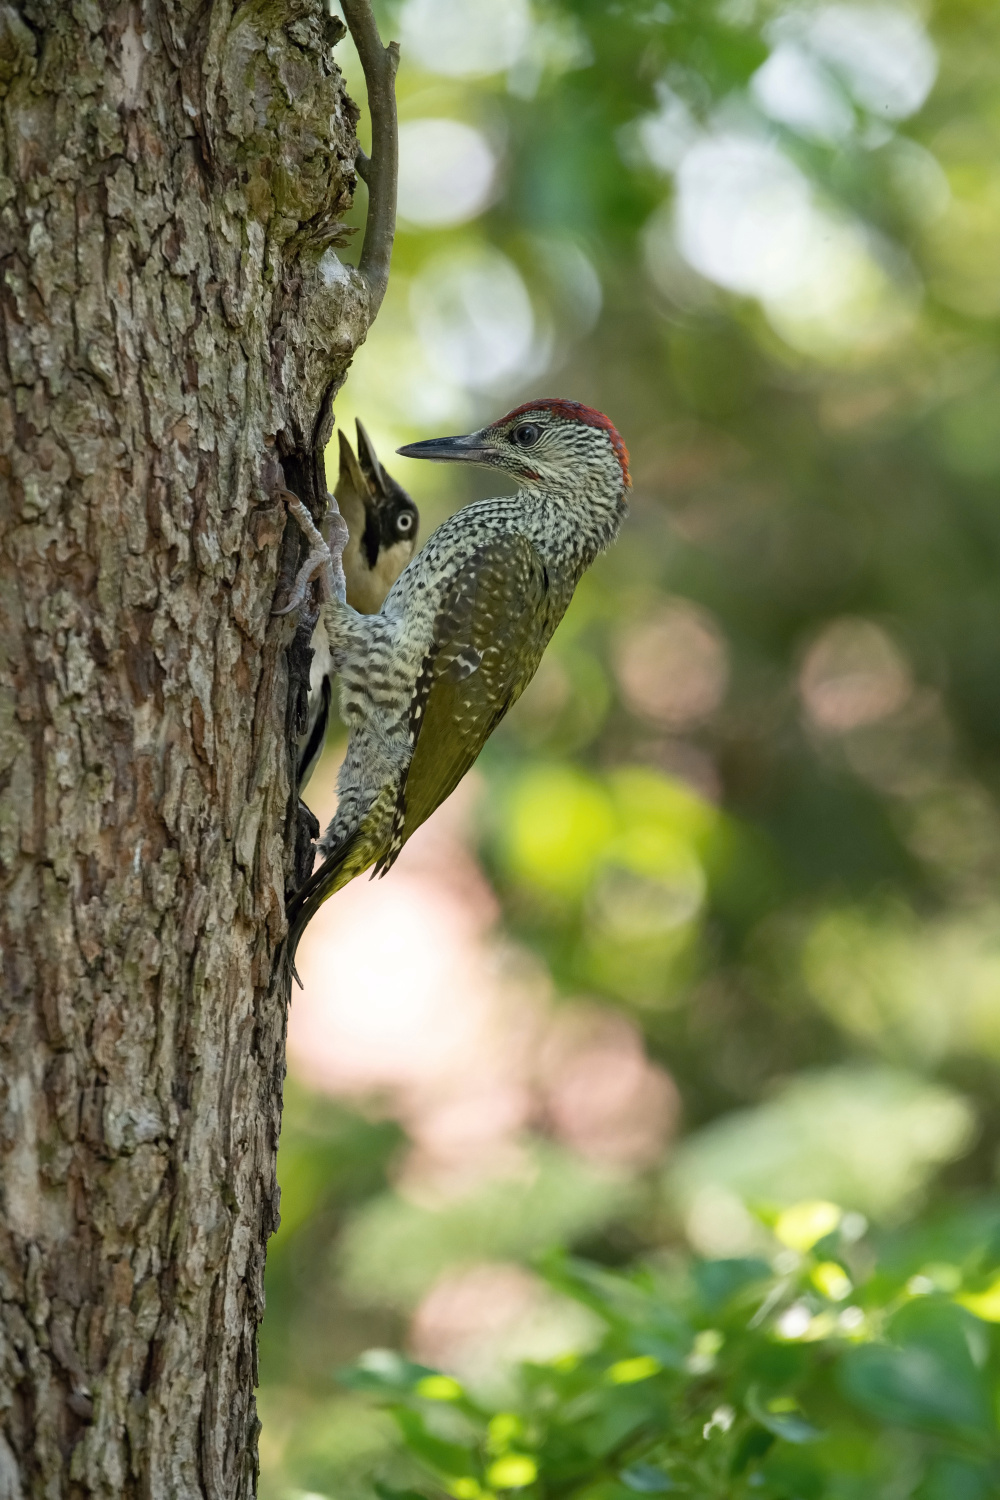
[282,399,630,959]
[297,421,420,789]
[340,420,420,614]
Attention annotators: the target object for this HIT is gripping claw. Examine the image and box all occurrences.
[272,488,349,615]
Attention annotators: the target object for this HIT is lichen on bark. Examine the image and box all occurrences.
[0,0,381,1492]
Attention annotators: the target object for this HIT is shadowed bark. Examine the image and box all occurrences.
[0,0,393,1492]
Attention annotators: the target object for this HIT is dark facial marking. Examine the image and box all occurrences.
[362,508,381,569]
[380,496,419,550]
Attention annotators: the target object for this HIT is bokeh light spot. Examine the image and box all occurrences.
[411,246,542,393]
[539,1005,679,1168]
[501,765,616,897]
[799,617,912,733]
[399,0,531,78]
[615,599,728,729]
[410,1262,599,1385]
[751,44,854,142]
[607,1356,661,1385]
[670,133,918,357]
[802,5,937,122]
[398,119,497,228]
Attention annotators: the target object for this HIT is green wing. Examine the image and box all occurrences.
[378,533,566,870]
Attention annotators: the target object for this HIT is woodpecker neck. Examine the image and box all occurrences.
[515,467,627,573]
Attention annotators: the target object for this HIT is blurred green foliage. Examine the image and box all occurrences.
[345,1203,1000,1499]
[339,1146,634,1311]
[260,0,1000,1494]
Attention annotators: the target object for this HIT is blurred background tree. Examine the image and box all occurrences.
[259,1,1000,1495]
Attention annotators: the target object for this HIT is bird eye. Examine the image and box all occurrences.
[511,422,540,447]
[396,513,413,533]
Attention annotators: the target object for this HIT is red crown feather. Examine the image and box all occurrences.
[501,399,631,488]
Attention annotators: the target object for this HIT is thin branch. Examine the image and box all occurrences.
[341,0,399,318]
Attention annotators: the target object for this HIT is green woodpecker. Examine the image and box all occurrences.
[279,399,630,961]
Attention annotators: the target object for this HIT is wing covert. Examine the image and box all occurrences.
[381,534,565,865]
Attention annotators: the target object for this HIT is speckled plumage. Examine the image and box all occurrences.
[286,400,630,957]
[297,422,419,790]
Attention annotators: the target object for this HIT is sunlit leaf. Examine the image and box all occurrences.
[416,1375,466,1402]
[957,1276,1000,1323]
[486,1413,524,1453]
[486,1455,538,1489]
[774,1201,842,1252]
[606,1356,662,1385]
[811,1261,852,1301]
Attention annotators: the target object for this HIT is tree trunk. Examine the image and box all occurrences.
[0,0,383,1492]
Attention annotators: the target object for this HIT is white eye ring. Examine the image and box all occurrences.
[397,513,413,532]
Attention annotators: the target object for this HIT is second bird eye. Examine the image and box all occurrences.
[512,423,540,447]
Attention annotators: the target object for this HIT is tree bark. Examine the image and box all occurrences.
[0,0,380,1492]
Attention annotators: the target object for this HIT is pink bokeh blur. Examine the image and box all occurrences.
[290,767,677,1187]
[614,599,729,729]
[289,759,678,1367]
[408,1260,601,1380]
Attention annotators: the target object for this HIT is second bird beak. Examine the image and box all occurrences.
[396,430,495,464]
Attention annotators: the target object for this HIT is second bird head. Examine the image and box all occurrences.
[337,420,420,614]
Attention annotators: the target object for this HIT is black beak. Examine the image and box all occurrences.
[396,430,495,465]
[355,419,387,500]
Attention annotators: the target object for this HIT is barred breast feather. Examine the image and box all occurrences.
[285,529,573,957]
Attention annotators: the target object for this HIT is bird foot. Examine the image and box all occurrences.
[272,488,349,615]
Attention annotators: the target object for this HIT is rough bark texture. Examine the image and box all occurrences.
[0,0,373,1492]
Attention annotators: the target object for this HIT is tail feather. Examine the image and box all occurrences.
[284,783,401,976]
[284,833,367,973]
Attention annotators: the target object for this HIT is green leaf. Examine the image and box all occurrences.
[392,1408,479,1480]
[692,1258,773,1313]
[578,1387,661,1458]
[619,1462,676,1492]
[838,1344,991,1435]
[341,1348,436,1394]
[745,1388,822,1444]
[729,1425,776,1476]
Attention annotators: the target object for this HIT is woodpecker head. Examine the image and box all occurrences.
[397,399,630,505]
[337,421,420,614]
[354,421,419,569]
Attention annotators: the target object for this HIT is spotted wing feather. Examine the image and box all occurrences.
[376,534,563,873]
